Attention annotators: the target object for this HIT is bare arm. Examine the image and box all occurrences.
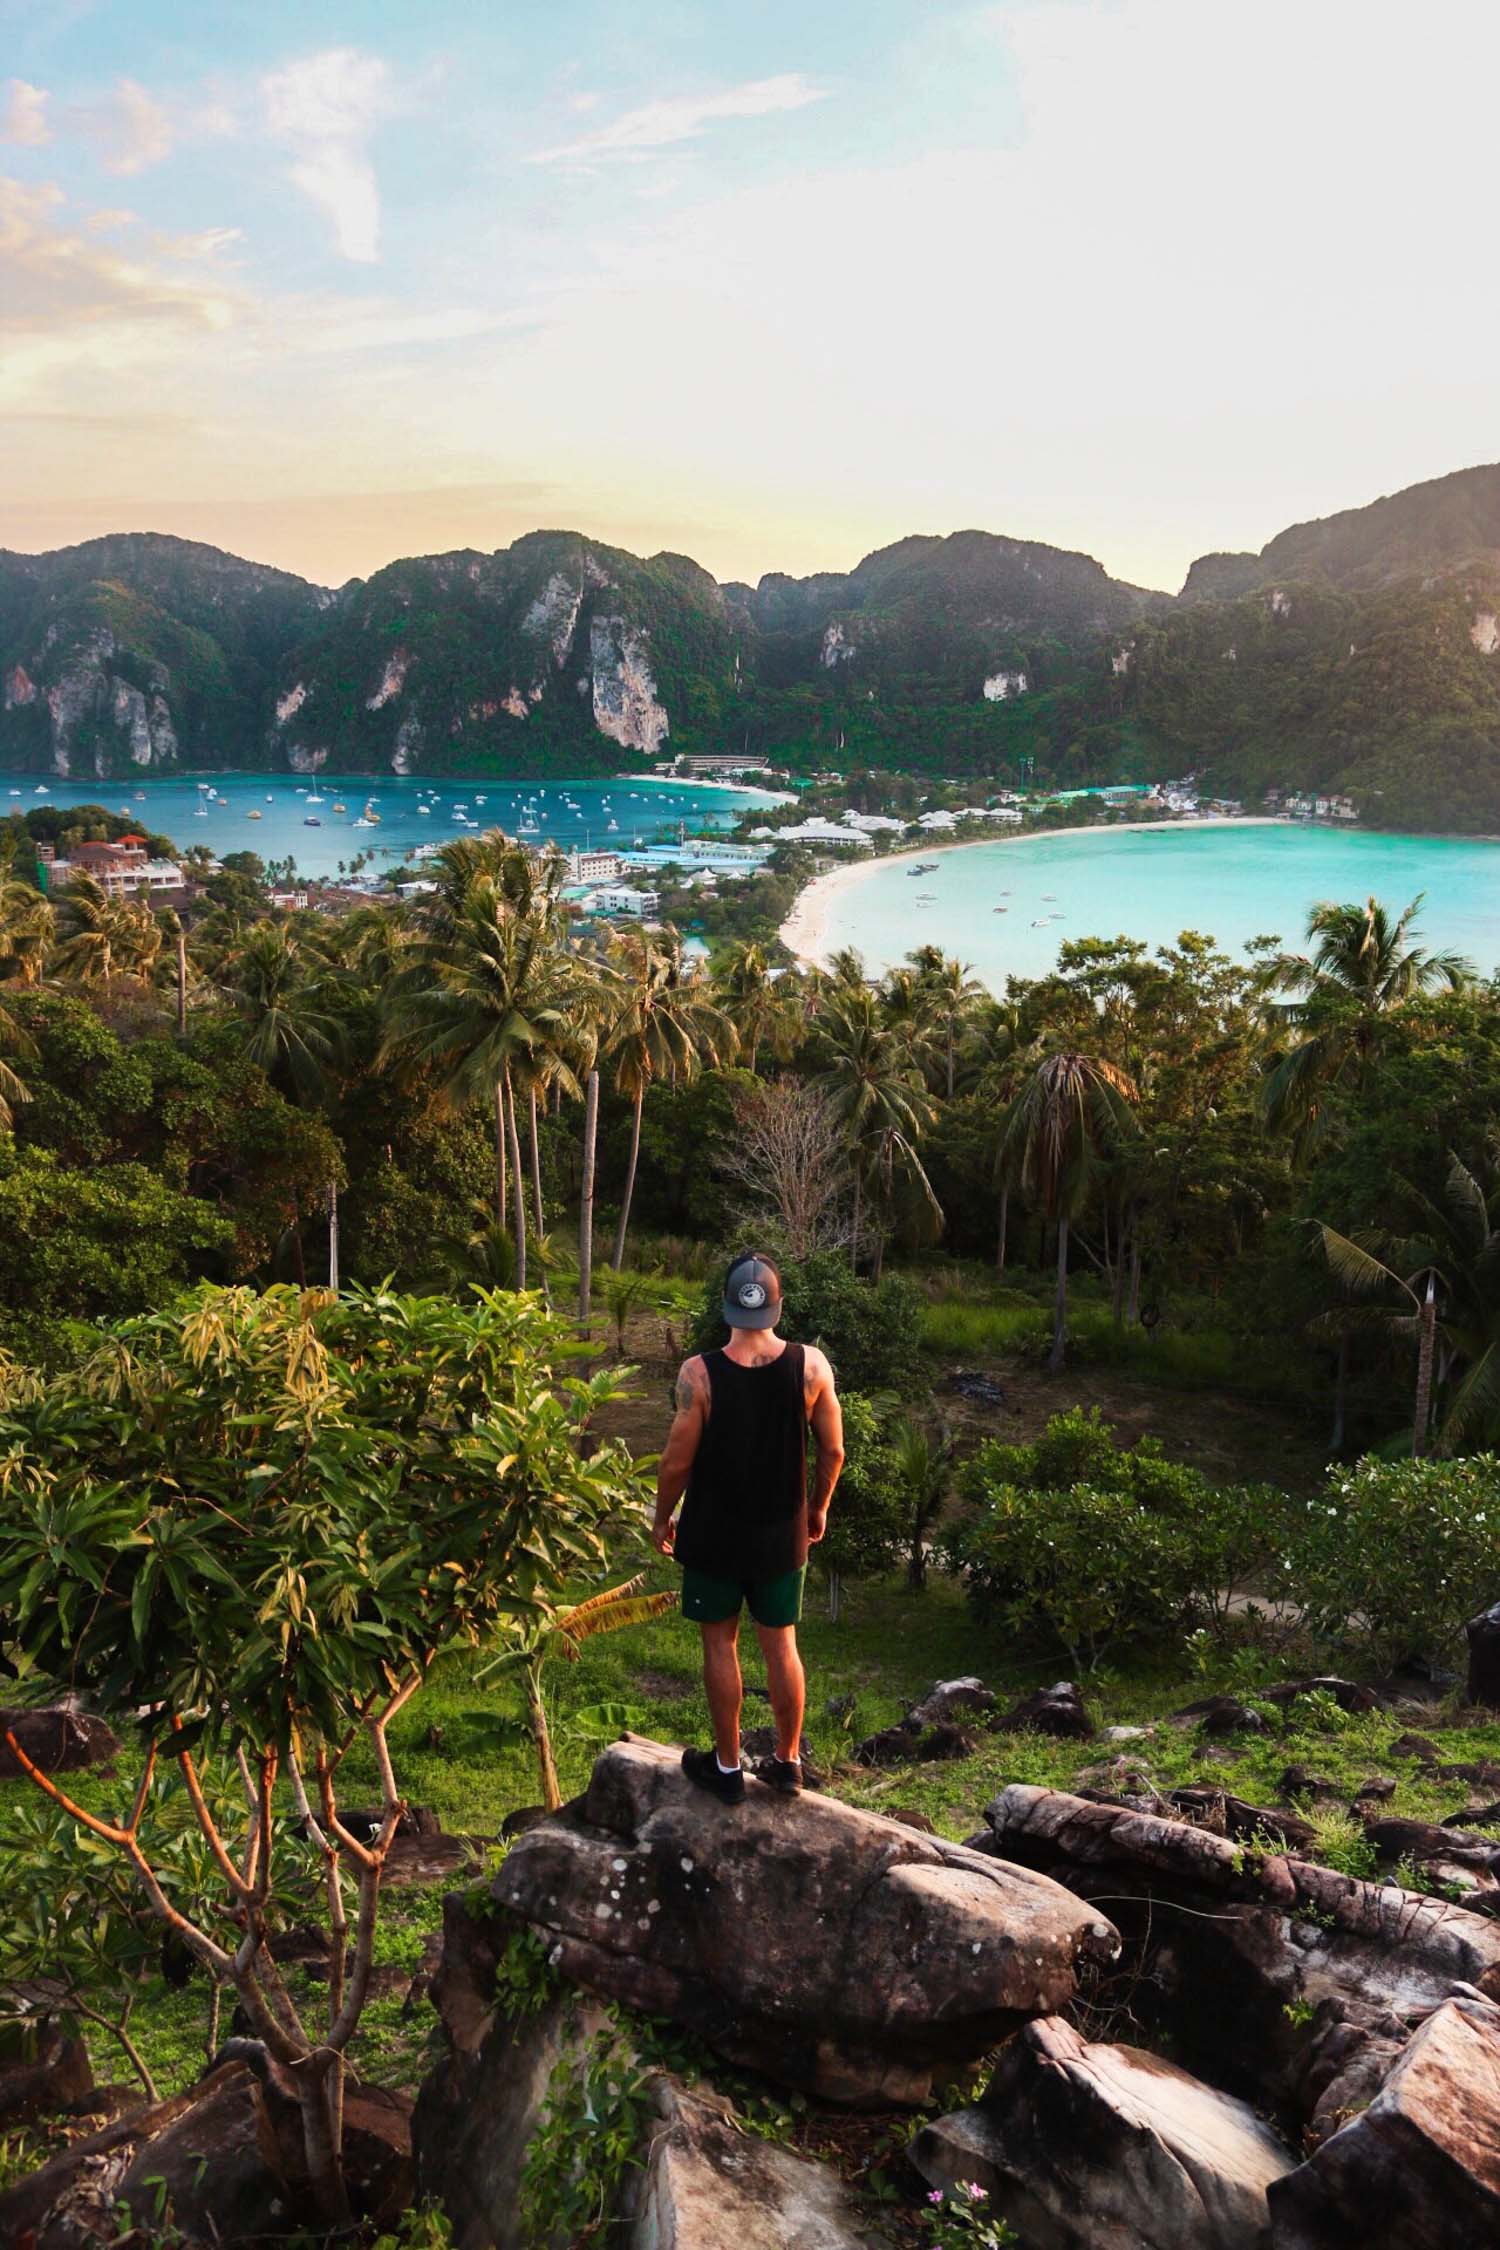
[652,1357,709,1555]
[804,1346,845,1544]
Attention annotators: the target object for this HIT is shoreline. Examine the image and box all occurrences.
[778,815,1286,966]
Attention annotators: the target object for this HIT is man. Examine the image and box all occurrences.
[652,1251,844,1803]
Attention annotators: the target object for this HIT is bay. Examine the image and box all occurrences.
[1,772,782,881]
[792,820,1500,987]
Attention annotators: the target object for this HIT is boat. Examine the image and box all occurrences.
[353,818,374,829]
[266,794,274,802]
[7,789,19,797]
[194,803,208,817]
[1041,892,1057,900]
[332,801,347,814]
[417,804,430,815]
[33,784,48,794]
[607,818,619,832]
[304,816,322,828]
[992,906,1008,913]
[247,809,263,820]
[305,792,324,805]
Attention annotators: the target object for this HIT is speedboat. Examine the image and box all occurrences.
[417,804,430,815]
[33,783,48,794]
[353,817,373,829]
[304,816,322,827]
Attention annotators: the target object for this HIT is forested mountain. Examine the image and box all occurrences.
[6,466,1500,827]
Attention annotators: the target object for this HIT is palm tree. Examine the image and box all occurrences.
[812,987,939,1272]
[0,882,54,988]
[906,946,985,1099]
[603,927,733,1271]
[384,874,572,1289]
[1311,1147,1500,1455]
[157,905,190,1037]
[1264,895,1470,1146]
[1002,1051,1138,1371]
[716,940,796,1073]
[223,922,347,1284]
[51,874,158,991]
[891,1414,954,1590]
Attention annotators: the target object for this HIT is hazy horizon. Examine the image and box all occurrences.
[6,0,1499,591]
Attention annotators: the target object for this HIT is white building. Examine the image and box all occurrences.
[569,847,624,883]
[842,810,905,834]
[777,818,873,848]
[592,885,661,916]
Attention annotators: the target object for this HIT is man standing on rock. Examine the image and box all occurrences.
[652,1252,844,1803]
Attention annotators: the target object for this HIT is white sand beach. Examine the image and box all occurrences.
[778,816,1282,967]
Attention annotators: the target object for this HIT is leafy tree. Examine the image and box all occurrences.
[0,1283,643,2218]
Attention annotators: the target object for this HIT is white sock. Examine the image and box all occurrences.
[716,1754,741,1775]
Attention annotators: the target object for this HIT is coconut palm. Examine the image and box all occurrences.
[0,882,54,988]
[905,946,986,1099]
[812,987,939,1272]
[51,874,159,991]
[1311,1146,1500,1455]
[716,940,796,1073]
[223,922,346,1107]
[1263,895,1471,1146]
[384,875,573,1288]
[156,905,190,1037]
[1001,1051,1139,1371]
[603,927,734,1271]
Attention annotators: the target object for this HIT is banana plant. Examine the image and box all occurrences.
[483,1574,677,1811]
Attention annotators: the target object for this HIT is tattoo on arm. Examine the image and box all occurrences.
[675,1362,702,1414]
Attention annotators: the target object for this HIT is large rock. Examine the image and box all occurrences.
[413,1891,618,2250]
[913,2016,1296,2250]
[0,2012,92,2125]
[632,2079,892,2249]
[488,1738,1119,2106]
[981,1785,1500,2115]
[1269,1995,1500,2247]
[0,1703,120,1779]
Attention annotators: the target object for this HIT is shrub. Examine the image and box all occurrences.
[1280,1453,1500,1666]
[689,1250,923,1395]
[814,1390,907,1586]
[944,1410,1288,1664]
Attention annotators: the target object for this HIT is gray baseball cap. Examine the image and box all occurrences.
[722,1251,783,1330]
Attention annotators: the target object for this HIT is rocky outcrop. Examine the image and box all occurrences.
[484,1738,1119,2106]
[632,2078,893,2249]
[913,2015,1295,2250]
[982,668,1028,700]
[0,2015,93,2126]
[1268,1993,1500,2247]
[366,649,412,710]
[390,712,424,775]
[590,618,670,755]
[522,571,584,672]
[1,1703,120,1779]
[981,1785,1500,2116]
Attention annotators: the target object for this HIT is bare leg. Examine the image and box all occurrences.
[755,1625,805,1764]
[700,1618,743,1768]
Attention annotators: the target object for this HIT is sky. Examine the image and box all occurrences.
[3,0,1498,594]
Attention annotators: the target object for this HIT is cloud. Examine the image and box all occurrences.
[2,79,50,148]
[529,72,824,165]
[88,77,175,174]
[261,49,391,263]
[152,224,244,262]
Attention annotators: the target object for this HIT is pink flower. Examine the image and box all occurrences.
[927,2189,945,2204]
[965,2182,987,2201]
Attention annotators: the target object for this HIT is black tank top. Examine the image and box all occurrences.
[675,1343,809,1581]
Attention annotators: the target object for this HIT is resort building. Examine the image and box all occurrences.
[591,885,661,917]
[568,848,625,883]
[775,818,873,848]
[45,837,188,899]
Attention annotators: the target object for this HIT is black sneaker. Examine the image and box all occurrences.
[681,1747,746,1804]
[760,1754,804,1796]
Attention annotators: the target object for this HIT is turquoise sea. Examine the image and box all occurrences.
[806,822,1500,988]
[1,772,782,881]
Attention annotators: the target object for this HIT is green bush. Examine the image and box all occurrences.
[1281,1453,1500,1665]
[689,1250,923,1395]
[944,1410,1287,1665]
[815,1390,907,1585]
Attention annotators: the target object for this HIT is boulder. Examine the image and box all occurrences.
[906,1678,996,1728]
[994,1680,1095,1738]
[853,1720,975,1767]
[1351,1776,1398,1804]
[0,2013,93,2126]
[981,1785,1500,2114]
[1260,1677,1382,1715]
[631,2078,893,2248]
[1388,1734,1442,1764]
[1269,1995,1500,2247]
[1171,1696,1270,1735]
[1466,1599,1500,1709]
[1278,1766,1340,1802]
[1437,1758,1500,1791]
[413,1894,618,2249]
[486,1738,1119,2106]
[911,2015,1295,2250]
[1166,1787,1317,1854]
[0,1703,120,1779]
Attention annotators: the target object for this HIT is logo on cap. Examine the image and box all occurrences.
[737,1280,767,1309]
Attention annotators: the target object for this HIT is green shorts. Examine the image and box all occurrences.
[680,1563,806,1630]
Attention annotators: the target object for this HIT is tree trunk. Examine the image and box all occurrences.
[850,1169,862,1273]
[1128,1227,1143,1325]
[326,1180,339,1294]
[827,1569,842,1625]
[1331,1324,1349,1453]
[611,1084,644,1271]
[175,930,187,1038]
[578,1068,599,1326]
[1111,1207,1127,1328]
[295,2060,350,2224]
[946,1027,955,1101]
[527,1661,562,1813]
[493,1078,508,1232]
[1413,1274,1437,1457]
[289,1197,306,1289]
[996,1184,1009,1273]
[528,1086,545,1240]
[505,1069,527,1290]
[1049,1213,1069,1373]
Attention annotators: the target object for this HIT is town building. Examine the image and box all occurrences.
[568,847,625,883]
[46,837,189,899]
